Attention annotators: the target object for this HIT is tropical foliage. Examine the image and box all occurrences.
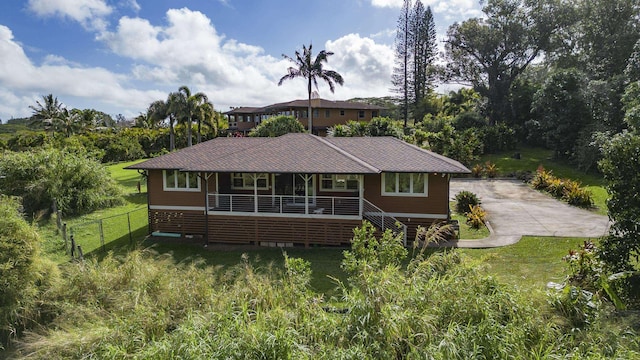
[4,223,638,358]
[0,196,59,348]
[249,115,305,137]
[0,147,123,215]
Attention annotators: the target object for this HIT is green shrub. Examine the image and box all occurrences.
[562,180,594,208]
[9,224,640,358]
[531,166,553,190]
[530,167,594,209]
[484,161,498,178]
[455,190,481,214]
[471,164,483,178]
[479,123,517,154]
[250,115,305,137]
[0,196,59,347]
[546,177,566,198]
[466,204,487,229]
[0,147,124,216]
[453,111,487,130]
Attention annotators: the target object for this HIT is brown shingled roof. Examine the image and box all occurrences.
[324,136,470,174]
[127,133,470,174]
[224,98,383,115]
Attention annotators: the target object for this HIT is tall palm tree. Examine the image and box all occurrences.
[196,101,217,139]
[278,44,344,134]
[29,94,65,137]
[173,86,209,146]
[149,98,173,150]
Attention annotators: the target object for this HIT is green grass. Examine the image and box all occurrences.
[138,235,588,296]
[451,211,490,239]
[460,236,589,290]
[39,159,148,262]
[477,147,609,215]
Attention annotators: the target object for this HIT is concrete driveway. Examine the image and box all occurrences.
[443,179,611,248]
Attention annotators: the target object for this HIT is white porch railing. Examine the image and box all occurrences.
[208,194,360,217]
[362,199,408,246]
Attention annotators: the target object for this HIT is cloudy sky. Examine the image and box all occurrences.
[0,0,483,121]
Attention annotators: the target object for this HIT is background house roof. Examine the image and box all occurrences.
[224,98,384,115]
[127,133,470,174]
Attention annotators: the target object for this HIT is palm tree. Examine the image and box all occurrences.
[29,94,65,137]
[195,101,217,139]
[173,86,209,146]
[149,98,173,150]
[57,108,82,137]
[278,44,344,134]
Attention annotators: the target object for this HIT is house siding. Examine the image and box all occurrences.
[363,173,450,242]
[148,170,206,207]
[146,170,451,246]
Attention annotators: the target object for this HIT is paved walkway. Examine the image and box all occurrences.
[436,179,611,248]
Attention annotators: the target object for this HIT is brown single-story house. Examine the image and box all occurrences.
[225,98,384,136]
[127,133,469,246]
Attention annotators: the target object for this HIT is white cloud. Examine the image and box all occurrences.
[0,25,164,119]
[120,0,141,12]
[0,8,399,119]
[27,0,113,31]
[100,8,396,109]
[371,0,482,20]
[325,34,395,99]
[371,0,404,8]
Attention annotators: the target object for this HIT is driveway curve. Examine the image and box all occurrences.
[441,179,611,248]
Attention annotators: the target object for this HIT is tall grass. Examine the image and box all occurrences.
[10,224,639,359]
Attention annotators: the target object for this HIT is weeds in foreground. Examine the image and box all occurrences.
[5,222,638,359]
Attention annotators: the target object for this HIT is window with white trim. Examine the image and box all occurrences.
[320,174,359,191]
[163,170,200,191]
[232,173,269,189]
[382,172,427,196]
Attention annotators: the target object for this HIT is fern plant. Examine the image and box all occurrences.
[455,191,481,214]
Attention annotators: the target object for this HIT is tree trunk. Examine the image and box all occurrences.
[187,117,193,147]
[308,77,313,134]
[197,119,202,144]
[169,118,175,151]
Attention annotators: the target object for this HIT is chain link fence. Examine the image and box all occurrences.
[61,207,149,259]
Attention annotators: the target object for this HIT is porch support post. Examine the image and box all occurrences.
[359,174,364,218]
[204,173,212,244]
[215,173,219,208]
[304,174,309,215]
[271,174,276,207]
[253,173,258,213]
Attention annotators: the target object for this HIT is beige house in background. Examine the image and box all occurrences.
[225,98,384,135]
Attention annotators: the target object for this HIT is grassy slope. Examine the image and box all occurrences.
[478,147,608,215]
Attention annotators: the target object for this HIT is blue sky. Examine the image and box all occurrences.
[0,0,482,120]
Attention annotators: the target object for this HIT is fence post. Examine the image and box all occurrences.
[70,234,75,259]
[127,212,133,245]
[62,223,67,249]
[77,245,84,260]
[99,219,105,252]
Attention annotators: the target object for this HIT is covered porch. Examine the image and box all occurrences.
[204,172,364,219]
